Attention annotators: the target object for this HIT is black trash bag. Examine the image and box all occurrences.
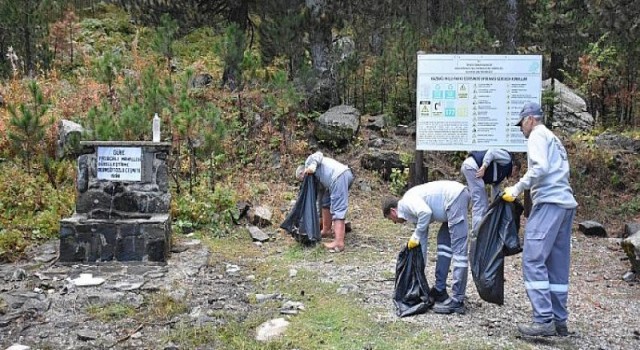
[504,200,524,256]
[469,197,523,305]
[393,246,433,317]
[280,175,321,244]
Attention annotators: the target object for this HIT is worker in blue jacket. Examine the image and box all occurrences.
[502,102,578,337]
[461,148,520,232]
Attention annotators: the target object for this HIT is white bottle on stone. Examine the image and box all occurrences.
[152,113,161,142]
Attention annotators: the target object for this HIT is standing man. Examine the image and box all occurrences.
[382,180,470,314]
[297,151,353,252]
[502,102,578,337]
[461,148,520,231]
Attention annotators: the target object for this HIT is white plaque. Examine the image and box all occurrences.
[416,54,542,152]
[97,147,142,181]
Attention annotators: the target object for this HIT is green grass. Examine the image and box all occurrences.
[86,303,136,322]
[197,235,491,350]
[144,291,189,321]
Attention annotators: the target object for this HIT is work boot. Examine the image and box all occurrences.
[517,321,556,337]
[433,298,465,314]
[429,287,449,303]
[555,321,569,337]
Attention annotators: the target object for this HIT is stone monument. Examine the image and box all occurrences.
[59,141,172,263]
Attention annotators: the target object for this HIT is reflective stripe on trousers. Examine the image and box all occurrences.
[522,203,575,323]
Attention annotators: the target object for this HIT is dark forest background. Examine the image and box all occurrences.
[1,0,639,127]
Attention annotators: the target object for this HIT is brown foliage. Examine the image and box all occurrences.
[49,10,81,69]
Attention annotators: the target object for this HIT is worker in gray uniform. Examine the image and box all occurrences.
[297,151,354,252]
[461,148,519,231]
[502,102,578,337]
[382,180,470,314]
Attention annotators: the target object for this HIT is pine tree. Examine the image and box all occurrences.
[7,80,51,174]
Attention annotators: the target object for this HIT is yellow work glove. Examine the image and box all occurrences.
[407,236,420,249]
[502,186,518,202]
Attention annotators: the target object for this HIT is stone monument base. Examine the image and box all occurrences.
[59,214,171,263]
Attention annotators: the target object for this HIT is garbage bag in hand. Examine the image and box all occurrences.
[393,246,433,317]
[469,198,523,305]
[280,175,321,244]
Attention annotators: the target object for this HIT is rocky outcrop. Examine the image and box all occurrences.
[314,105,360,149]
[543,79,594,134]
[595,132,640,154]
[56,119,84,160]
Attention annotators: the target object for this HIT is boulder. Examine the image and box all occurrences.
[365,114,386,131]
[578,221,607,237]
[255,318,290,342]
[395,122,416,137]
[56,119,84,160]
[314,105,360,148]
[248,206,273,227]
[622,222,640,239]
[622,231,640,273]
[542,79,594,134]
[361,149,406,181]
[248,226,270,242]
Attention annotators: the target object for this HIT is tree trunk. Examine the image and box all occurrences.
[23,7,34,76]
[409,150,427,187]
[505,0,518,53]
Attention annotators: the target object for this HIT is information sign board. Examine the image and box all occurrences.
[416,54,542,152]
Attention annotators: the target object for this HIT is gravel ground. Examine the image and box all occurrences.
[309,214,640,350]
[0,218,638,350]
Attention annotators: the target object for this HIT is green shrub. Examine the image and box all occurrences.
[0,162,75,259]
[172,181,237,237]
[390,168,409,196]
[0,229,28,262]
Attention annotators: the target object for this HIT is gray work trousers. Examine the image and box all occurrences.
[461,160,500,232]
[419,188,470,302]
[522,203,576,323]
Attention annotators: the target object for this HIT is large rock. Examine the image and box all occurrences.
[578,221,607,237]
[314,105,360,148]
[56,119,84,160]
[248,206,273,227]
[542,79,594,134]
[622,222,640,239]
[365,114,386,131]
[361,149,406,181]
[594,132,640,154]
[255,318,290,342]
[622,231,640,273]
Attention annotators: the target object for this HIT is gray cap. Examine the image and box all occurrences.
[516,102,543,126]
